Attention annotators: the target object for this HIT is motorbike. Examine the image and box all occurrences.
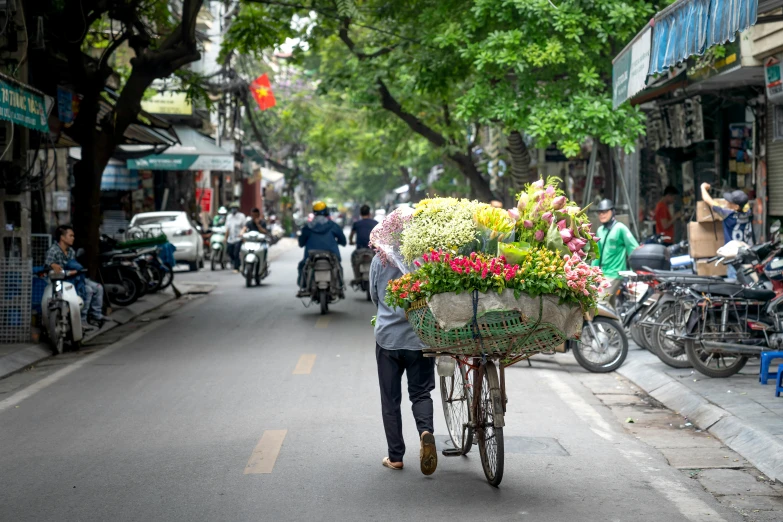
[210,225,227,271]
[350,248,375,301]
[241,231,270,287]
[40,268,85,354]
[680,228,783,378]
[566,300,628,373]
[302,250,344,315]
[91,246,146,307]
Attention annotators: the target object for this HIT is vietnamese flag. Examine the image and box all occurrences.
[250,73,276,111]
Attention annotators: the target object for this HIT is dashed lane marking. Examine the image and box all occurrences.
[315,317,330,328]
[293,354,317,375]
[244,430,287,474]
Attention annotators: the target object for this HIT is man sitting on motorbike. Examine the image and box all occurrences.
[592,199,639,286]
[242,207,269,235]
[297,201,346,297]
[349,205,378,284]
[45,225,106,329]
[225,202,246,272]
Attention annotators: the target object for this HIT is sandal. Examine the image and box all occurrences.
[420,432,438,476]
[382,457,403,470]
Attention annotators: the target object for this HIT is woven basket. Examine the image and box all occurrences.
[406,297,574,359]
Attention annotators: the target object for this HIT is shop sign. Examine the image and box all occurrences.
[127,154,233,171]
[57,87,80,125]
[612,26,652,108]
[195,188,213,213]
[140,92,192,115]
[765,57,783,104]
[0,76,49,132]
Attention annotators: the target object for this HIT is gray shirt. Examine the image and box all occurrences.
[370,256,426,351]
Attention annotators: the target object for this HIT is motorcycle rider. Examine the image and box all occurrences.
[225,202,246,272]
[592,199,639,284]
[212,206,228,228]
[349,205,378,283]
[297,201,346,297]
[44,225,106,329]
[242,207,269,235]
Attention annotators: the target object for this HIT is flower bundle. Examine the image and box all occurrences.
[400,198,484,263]
[369,207,413,266]
[386,248,607,311]
[515,178,599,261]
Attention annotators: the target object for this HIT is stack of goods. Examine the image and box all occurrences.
[372,179,608,360]
[691,200,726,276]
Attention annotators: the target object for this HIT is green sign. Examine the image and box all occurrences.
[612,26,652,109]
[0,77,49,132]
[127,154,233,171]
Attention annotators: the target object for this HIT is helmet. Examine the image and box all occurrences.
[597,199,615,212]
[229,202,240,210]
[312,200,328,216]
[217,206,227,215]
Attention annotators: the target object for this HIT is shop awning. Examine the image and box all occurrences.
[613,0,759,107]
[649,0,757,75]
[127,125,233,171]
[100,164,139,191]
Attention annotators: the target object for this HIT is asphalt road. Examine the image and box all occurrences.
[0,241,744,521]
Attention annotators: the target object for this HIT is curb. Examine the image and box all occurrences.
[617,356,783,482]
[0,283,212,381]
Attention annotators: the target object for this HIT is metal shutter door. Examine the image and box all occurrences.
[768,103,783,215]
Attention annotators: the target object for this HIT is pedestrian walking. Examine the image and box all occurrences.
[369,221,437,475]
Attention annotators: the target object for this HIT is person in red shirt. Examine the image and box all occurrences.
[654,186,680,244]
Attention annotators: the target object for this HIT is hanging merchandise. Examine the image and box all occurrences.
[728,123,753,189]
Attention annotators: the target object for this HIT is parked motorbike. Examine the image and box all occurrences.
[210,225,227,271]
[90,241,146,307]
[241,231,270,287]
[567,300,628,372]
[302,250,344,315]
[350,248,375,301]
[40,268,85,354]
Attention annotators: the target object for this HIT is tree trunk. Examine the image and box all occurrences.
[507,130,532,194]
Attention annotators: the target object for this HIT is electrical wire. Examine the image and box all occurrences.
[0,122,14,162]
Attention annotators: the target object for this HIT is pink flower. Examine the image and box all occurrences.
[552,196,566,210]
[523,220,534,229]
[534,229,545,241]
[508,208,520,221]
[542,212,553,225]
[545,185,556,196]
[560,228,573,243]
[557,219,567,231]
[414,260,421,267]
[517,193,529,210]
[532,179,544,189]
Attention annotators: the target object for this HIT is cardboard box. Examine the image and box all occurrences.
[696,199,726,223]
[688,221,724,258]
[696,259,728,277]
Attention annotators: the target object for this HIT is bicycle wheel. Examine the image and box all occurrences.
[440,358,473,454]
[475,360,504,487]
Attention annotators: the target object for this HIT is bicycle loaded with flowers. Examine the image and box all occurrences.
[373,178,608,362]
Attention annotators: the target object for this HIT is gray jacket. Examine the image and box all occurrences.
[369,256,426,351]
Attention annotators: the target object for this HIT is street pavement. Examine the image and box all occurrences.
[0,240,777,521]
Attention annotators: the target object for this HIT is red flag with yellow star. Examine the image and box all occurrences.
[249,74,276,111]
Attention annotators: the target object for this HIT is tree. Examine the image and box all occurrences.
[224,0,654,200]
[27,0,205,274]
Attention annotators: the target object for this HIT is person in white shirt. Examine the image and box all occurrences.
[225,202,246,271]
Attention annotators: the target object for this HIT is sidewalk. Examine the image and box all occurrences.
[0,281,212,380]
[618,346,783,482]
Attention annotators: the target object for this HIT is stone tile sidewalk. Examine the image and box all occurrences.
[618,346,783,482]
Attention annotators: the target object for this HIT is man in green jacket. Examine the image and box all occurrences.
[592,199,639,282]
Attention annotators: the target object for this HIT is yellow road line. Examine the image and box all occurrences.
[315,317,330,328]
[293,354,317,375]
[244,430,287,474]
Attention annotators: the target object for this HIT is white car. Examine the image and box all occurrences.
[129,211,204,271]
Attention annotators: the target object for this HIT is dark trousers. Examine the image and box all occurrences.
[228,242,242,270]
[376,343,435,462]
